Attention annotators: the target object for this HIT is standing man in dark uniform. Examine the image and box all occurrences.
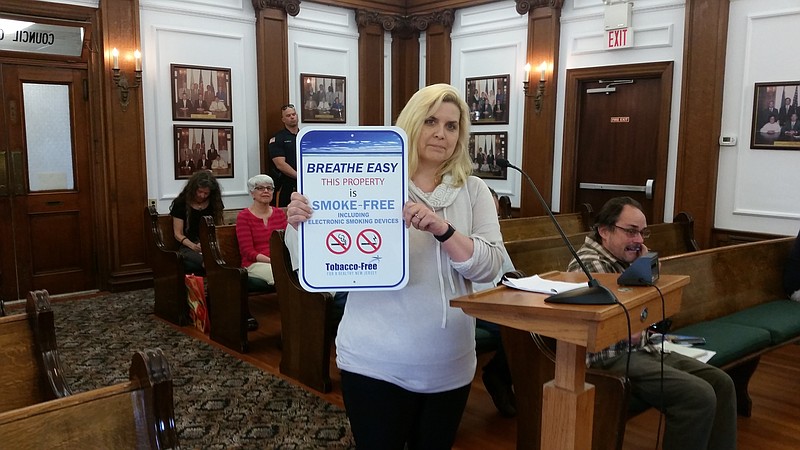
[268,104,299,207]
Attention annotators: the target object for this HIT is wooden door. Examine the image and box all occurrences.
[0,64,95,301]
[560,62,673,224]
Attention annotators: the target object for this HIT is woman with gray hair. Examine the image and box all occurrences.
[235,174,288,289]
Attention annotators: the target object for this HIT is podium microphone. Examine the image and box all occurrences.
[497,158,617,305]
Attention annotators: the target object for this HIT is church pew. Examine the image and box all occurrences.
[146,205,188,326]
[146,205,242,326]
[0,348,179,450]
[199,217,276,353]
[0,290,72,414]
[498,203,594,243]
[504,236,797,450]
[505,212,699,278]
[270,229,334,393]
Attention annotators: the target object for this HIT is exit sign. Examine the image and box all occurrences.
[606,28,633,50]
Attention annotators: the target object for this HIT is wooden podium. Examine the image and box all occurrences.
[451,272,689,450]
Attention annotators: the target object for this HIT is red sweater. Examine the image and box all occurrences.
[235,207,288,268]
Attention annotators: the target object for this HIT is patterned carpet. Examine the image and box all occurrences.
[42,289,355,449]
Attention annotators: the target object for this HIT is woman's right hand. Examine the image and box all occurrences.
[287,192,312,229]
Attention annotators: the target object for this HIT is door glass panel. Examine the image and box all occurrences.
[22,83,74,191]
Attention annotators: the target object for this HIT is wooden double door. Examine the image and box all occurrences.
[0,63,95,301]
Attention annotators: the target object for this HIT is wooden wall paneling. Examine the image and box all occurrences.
[519,5,560,217]
[358,22,385,125]
[99,0,150,291]
[424,22,451,86]
[253,4,290,175]
[674,0,730,249]
[391,29,420,123]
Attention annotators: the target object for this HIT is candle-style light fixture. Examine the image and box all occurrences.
[523,61,548,114]
[111,47,142,111]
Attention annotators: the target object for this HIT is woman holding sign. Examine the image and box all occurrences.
[287,83,505,449]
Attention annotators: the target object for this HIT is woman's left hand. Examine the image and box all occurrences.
[403,201,449,236]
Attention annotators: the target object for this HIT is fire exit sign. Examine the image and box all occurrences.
[606,28,633,50]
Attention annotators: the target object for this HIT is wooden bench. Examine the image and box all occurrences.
[503,236,798,450]
[0,348,179,449]
[0,290,72,414]
[146,205,242,326]
[498,203,594,243]
[270,229,334,393]
[505,212,700,278]
[199,217,276,354]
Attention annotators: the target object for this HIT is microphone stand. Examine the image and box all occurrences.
[498,159,617,305]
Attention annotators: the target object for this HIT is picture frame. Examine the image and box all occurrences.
[171,64,232,121]
[174,126,233,180]
[465,75,510,125]
[751,81,800,150]
[300,74,346,123]
[469,132,508,180]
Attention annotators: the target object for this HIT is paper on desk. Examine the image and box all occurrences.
[657,341,716,364]
[502,275,586,295]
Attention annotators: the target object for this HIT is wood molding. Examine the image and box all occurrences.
[252,0,301,16]
[99,0,151,291]
[391,30,420,123]
[674,0,730,249]
[519,5,560,217]
[358,21,385,125]
[425,19,452,86]
[253,7,290,175]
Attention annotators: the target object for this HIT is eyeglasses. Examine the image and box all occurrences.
[613,225,650,239]
[253,185,275,192]
[281,104,295,110]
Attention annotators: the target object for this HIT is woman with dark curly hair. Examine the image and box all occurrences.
[170,171,224,275]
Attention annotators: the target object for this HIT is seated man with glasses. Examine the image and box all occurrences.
[567,196,736,450]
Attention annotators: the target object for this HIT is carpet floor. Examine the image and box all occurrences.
[44,289,355,449]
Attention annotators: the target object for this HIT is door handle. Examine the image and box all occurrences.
[580,179,655,200]
[0,151,7,196]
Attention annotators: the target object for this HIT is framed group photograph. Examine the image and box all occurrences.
[174,126,233,180]
[465,75,510,125]
[300,73,346,123]
[751,81,800,150]
[171,64,232,121]
[469,132,508,180]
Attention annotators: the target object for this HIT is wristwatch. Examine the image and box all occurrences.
[434,222,456,242]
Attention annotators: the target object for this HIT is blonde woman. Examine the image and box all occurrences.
[287,83,505,449]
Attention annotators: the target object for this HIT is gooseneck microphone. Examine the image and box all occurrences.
[497,158,617,305]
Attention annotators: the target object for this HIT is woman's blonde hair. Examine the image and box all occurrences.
[396,83,473,187]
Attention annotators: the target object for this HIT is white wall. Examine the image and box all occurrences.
[716,0,800,236]
[451,1,529,206]
[288,2,360,125]
[139,0,260,211]
[557,0,686,216]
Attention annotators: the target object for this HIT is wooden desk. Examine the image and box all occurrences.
[451,272,689,450]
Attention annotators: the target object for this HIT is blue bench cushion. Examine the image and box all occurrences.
[671,321,771,367]
[715,300,800,344]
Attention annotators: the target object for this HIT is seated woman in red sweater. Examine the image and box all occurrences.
[236,174,288,285]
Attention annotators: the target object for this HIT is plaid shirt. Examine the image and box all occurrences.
[567,236,649,366]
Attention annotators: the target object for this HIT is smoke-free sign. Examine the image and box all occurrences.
[297,127,409,292]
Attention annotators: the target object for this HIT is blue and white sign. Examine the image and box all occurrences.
[297,127,409,292]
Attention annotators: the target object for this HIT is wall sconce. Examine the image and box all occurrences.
[111,48,142,111]
[523,61,548,114]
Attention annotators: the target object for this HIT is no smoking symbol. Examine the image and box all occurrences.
[326,229,351,254]
[356,229,381,254]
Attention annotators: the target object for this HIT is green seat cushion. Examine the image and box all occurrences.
[715,300,800,344]
[246,276,273,293]
[671,321,771,367]
[475,326,498,353]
